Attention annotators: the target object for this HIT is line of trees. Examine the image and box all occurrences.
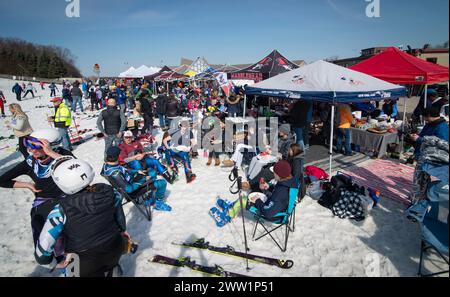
[0,37,81,79]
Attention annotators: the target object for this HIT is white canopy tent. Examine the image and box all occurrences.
[245,60,407,177]
[118,65,161,78]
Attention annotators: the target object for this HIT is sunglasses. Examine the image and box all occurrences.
[23,136,43,150]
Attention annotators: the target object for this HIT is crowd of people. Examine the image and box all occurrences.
[0,76,448,277]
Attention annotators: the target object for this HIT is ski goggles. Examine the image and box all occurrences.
[23,136,44,150]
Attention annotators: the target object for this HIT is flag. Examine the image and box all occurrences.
[214,72,233,97]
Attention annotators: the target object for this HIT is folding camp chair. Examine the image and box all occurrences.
[417,180,449,277]
[103,173,153,222]
[250,186,299,252]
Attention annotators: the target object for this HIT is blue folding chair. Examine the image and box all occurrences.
[250,185,299,252]
[417,180,449,277]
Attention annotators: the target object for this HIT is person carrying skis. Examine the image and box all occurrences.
[48,97,73,152]
[12,83,23,101]
[35,157,131,277]
[0,89,6,117]
[23,82,36,99]
[101,146,171,212]
[119,131,175,184]
[0,129,74,246]
[49,82,59,97]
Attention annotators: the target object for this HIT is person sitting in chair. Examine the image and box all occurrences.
[210,161,298,227]
[101,146,171,212]
[119,131,175,184]
[161,120,196,184]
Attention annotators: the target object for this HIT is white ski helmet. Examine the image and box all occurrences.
[30,128,62,148]
[51,157,95,195]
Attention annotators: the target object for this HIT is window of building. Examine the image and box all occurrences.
[426,57,438,64]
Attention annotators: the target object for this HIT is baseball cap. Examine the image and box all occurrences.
[123,131,133,138]
[50,97,63,102]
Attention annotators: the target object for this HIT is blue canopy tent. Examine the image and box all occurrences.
[245,60,407,177]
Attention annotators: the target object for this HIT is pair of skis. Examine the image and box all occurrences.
[150,238,294,277]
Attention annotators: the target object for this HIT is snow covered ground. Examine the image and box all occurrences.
[0,78,447,277]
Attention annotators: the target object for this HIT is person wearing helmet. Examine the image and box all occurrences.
[35,157,130,277]
[118,131,175,184]
[101,146,171,212]
[0,128,74,247]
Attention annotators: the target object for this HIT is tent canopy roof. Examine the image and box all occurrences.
[350,47,449,85]
[231,50,300,82]
[245,60,406,103]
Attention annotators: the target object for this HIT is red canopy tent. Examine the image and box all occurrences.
[350,47,449,85]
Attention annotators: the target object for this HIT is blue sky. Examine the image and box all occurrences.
[0,0,448,76]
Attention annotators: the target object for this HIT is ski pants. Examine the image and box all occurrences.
[23,90,34,98]
[30,198,60,247]
[166,150,191,174]
[50,89,56,97]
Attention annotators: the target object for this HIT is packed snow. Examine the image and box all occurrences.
[0,78,446,277]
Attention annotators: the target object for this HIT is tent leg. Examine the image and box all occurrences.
[243,95,247,119]
[329,105,335,180]
[400,96,408,157]
[422,84,428,125]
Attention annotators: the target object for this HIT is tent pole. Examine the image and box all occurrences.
[400,95,408,158]
[329,104,335,180]
[243,94,247,119]
[422,84,428,125]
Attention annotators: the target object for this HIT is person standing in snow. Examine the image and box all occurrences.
[48,97,73,152]
[5,103,33,158]
[35,157,130,277]
[23,82,36,99]
[49,82,59,97]
[97,98,126,157]
[0,90,6,117]
[12,83,23,101]
[39,81,45,90]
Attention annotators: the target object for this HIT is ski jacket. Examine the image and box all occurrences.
[156,95,168,114]
[101,163,145,194]
[116,89,127,105]
[12,84,23,94]
[54,102,72,128]
[34,184,125,267]
[137,97,153,116]
[48,84,58,91]
[0,148,73,200]
[381,101,398,118]
[254,177,299,222]
[70,86,83,98]
[165,99,180,118]
[415,118,449,158]
[290,101,312,128]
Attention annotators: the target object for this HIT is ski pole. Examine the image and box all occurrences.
[237,176,250,271]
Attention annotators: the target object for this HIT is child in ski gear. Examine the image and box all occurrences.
[35,157,127,277]
[119,131,174,184]
[101,146,171,212]
[12,83,23,101]
[23,82,36,99]
[0,129,74,245]
[49,82,59,97]
[5,103,33,158]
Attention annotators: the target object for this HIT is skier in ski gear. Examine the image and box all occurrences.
[101,146,171,212]
[35,157,129,277]
[119,131,174,184]
[0,129,74,246]
[23,82,36,99]
[97,98,126,157]
[49,82,59,97]
[161,120,196,183]
[12,83,23,101]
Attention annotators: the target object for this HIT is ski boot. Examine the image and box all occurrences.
[216,197,234,213]
[209,207,231,228]
[154,200,172,212]
[162,170,175,185]
[186,172,196,184]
